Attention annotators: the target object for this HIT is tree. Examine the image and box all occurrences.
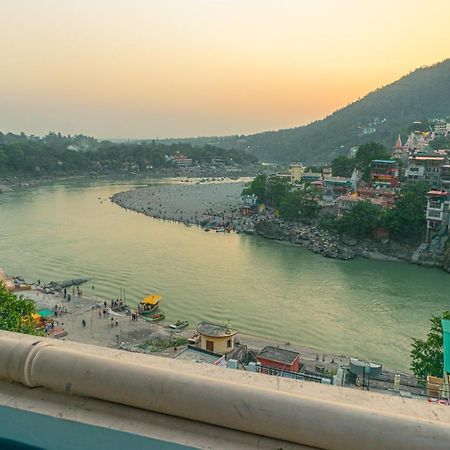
[266,176,290,207]
[242,175,267,203]
[382,182,428,242]
[331,156,354,177]
[0,283,41,335]
[338,200,381,239]
[410,311,450,380]
[279,188,320,221]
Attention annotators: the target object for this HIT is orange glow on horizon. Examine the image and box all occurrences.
[0,0,449,138]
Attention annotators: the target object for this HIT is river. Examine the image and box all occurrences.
[1,179,449,372]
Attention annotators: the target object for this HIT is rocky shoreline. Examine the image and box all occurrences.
[111,180,450,273]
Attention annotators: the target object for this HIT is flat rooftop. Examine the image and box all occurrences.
[258,346,300,365]
[174,345,222,364]
[197,322,238,337]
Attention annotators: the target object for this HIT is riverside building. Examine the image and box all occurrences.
[426,189,450,242]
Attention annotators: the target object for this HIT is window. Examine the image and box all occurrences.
[206,340,214,352]
[227,339,232,348]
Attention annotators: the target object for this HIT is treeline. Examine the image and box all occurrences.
[0,132,257,176]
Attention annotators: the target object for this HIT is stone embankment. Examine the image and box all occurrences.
[255,221,356,260]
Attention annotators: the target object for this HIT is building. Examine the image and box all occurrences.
[348,147,358,159]
[173,153,193,168]
[426,190,450,242]
[240,194,258,216]
[336,194,386,217]
[370,160,399,188]
[435,121,448,135]
[174,345,225,366]
[442,165,450,190]
[336,195,364,216]
[406,156,446,188]
[322,167,332,179]
[289,162,304,183]
[302,172,322,184]
[257,346,300,372]
[196,322,238,354]
[322,177,353,202]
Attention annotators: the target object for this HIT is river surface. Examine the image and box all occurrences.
[1,180,450,372]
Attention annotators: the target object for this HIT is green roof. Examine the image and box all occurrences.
[371,160,396,164]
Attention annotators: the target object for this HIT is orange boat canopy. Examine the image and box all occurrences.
[140,295,161,306]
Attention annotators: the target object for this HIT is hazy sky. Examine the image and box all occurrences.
[1,0,449,139]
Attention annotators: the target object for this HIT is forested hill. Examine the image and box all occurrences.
[166,59,450,164]
[0,132,256,177]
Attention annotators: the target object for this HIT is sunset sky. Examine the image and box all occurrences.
[1,0,449,139]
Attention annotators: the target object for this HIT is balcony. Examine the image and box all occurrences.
[1,331,450,450]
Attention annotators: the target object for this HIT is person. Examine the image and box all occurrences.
[111,317,114,327]
[82,319,86,327]
[115,319,119,327]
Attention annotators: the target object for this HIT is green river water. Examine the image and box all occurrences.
[1,180,450,372]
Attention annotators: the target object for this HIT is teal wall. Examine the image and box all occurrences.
[0,405,195,450]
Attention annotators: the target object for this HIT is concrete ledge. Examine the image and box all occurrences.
[1,331,450,449]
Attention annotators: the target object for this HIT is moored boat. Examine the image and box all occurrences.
[138,294,161,316]
[169,320,189,330]
[188,332,200,344]
[144,313,165,322]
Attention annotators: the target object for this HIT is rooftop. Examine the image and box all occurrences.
[428,190,449,196]
[371,160,397,164]
[174,345,223,364]
[258,346,300,365]
[197,321,238,337]
[410,156,445,161]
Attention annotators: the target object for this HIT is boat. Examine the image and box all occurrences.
[144,313,165,322]
[188,332,200,344]
[138,294,161,316]
[215,227,225,233]
[204,228,211,232]
[169,320,189,330]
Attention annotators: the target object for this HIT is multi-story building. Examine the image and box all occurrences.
[322,167,332,179]
[289,162,304,183]
[302,172,322,184]
[442,165,450,190]
[426,190,450,242]
[370,160,399,188]
[435,121,448,135]
[173,153,193,167]
[406,156,446,188]
[322,177,353,202]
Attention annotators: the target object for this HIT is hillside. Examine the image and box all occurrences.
[165,59,450,164]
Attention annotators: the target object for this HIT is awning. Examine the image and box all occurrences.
[140,295,161,305]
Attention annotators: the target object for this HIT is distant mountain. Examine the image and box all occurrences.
[164,59,450,165]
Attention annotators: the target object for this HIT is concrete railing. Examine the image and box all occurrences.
[1,330,450,450]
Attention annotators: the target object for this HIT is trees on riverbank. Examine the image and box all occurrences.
[0,284,41,335]
[243,175,321,221]
[410,312,450,380]
[0,132,257,177]
[321,182,428,242]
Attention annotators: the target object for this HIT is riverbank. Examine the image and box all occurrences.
[15,286,425,399]
[0,165,259,193]
[112,180,450,273]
